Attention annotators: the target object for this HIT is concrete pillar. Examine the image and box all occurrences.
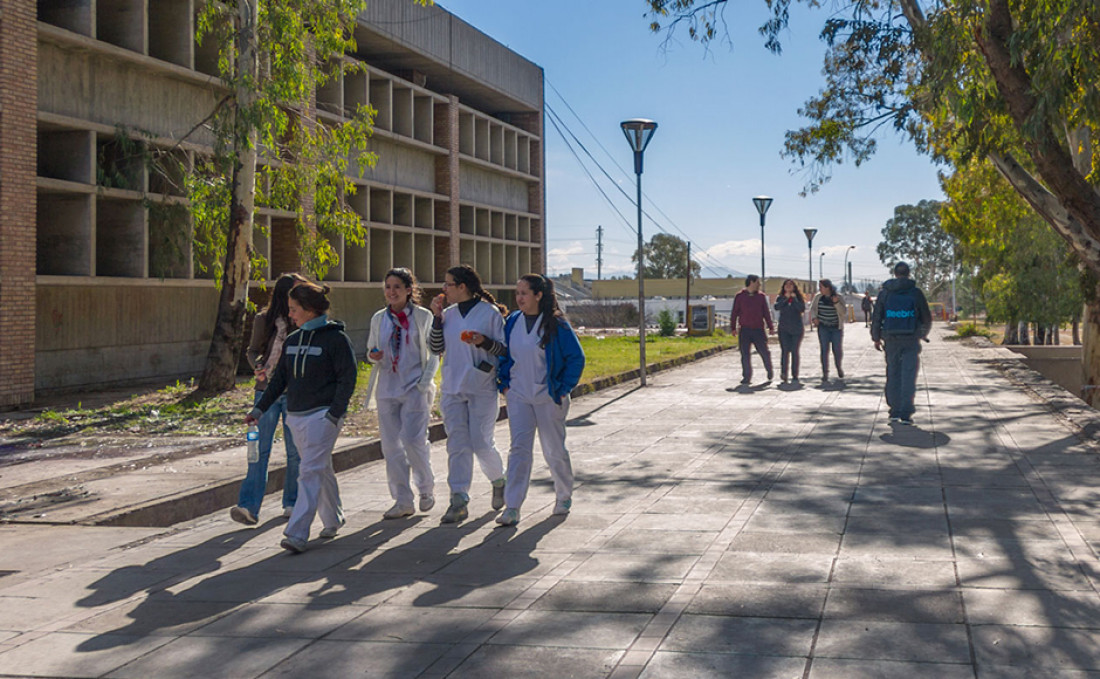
[434,95,460,267]
[0,0,38,406]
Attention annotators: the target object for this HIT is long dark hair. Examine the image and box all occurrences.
[819,279,838,298]
[385,267,422,307]
[519,273,564,348]
[448,264,506,316]
[290,280,332,316]
[260,273,309,348]
[780,278,804,303]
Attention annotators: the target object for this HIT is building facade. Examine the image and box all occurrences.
[0,0,545,405]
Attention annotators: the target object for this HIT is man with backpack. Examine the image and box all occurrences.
[871,262,932,424]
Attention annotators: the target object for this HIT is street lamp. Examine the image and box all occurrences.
[819,252,825,283]
[803,228,817,295]
[753,196,773,292]
[842,245,855,291]
[621,118,657,387]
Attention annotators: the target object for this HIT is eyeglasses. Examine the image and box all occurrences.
[442,282,454,288]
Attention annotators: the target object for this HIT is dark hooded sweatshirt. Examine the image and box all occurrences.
[870,278,932,343]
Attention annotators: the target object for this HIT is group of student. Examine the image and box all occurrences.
[232,265,585,554]
[731,275,847,385]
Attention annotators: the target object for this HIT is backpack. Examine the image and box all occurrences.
[882,288,918,335]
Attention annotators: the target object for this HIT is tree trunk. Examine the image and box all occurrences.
[1004,321,1019,345]
[198,0,259,393]
[1033,323,1044,346]
[1053,325,1060,345]
[1073,318,1081,345]
[1082,288,1100,405]
[1018,321,1030,345]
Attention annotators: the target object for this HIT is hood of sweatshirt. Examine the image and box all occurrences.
[290,315,347,377]
[882,277,916,294]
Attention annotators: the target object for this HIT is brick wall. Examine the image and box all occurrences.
[0,0,38,406]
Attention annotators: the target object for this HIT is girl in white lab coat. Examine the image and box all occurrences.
[495,274,585,526]
[429,265,507,523]
[365,268,439,519]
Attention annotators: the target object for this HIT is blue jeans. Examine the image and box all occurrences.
[884,338,922,419]
[237,391,300,515]
[778,330,803,380]
[817,326,843,377]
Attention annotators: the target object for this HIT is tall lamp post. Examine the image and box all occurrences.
[621,118,658,387]
[842,245,855,291]
[819,252,825,284]
[803,228,817,295]
[753,196,773,292]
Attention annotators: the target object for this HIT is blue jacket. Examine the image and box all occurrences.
[498,312,585,404]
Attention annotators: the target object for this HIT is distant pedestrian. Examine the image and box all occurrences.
[429,265,508,524]
[247,281,357,553]
[231,272,308,527]
[365,268,439,520]
[861,292,873,327]
[871,262,932,424]
[495,274,585,526]
[810,279,847,382]
[773,279,805,384]
[731,274,774,385]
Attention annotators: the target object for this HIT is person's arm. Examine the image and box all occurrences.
[249,345,289,422]
[497,314,515,393]
[554,322,586,400]
[916,289,933,339]
[366,312,382,363]
[762,295,775,333]
[326,333,359,424]
[809,294,820,327]
[246,313,266,370]
[731,293,742,333]
[429,316,445,355]
[793,297,806,314]
[871,293,885,346]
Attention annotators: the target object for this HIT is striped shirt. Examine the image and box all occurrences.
[817,297,840,327]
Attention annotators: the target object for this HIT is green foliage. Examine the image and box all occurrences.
[950,321,993,340]
[631,233,702,279]
[877,199,957,299]
[656,308,677,336]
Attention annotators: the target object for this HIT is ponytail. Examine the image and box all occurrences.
[448,264,507,316]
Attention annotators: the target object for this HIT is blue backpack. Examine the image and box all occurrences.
[882,288,918,335]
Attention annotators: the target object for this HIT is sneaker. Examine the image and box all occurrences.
[230,506,258,526]
[739,378,751,386]
[791,377,800,384]
[553,498,572,516]
[781,375,789,384]
[419,494,435,512]
[280,536,307,553]
[319,519,345,538]
[837,367,845,379]
[441,494,469,524]
[383,503,415,520]
[766,370,774,382]
[821,376,829,385]
[282,506,294,518]
[899,417,914,425]
[495,508,520,526]
[491,480,506,510]
[889,416,901,423]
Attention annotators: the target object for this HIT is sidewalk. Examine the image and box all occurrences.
[1,326,1098,677]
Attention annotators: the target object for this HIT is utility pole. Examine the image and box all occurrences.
[596,225,604,281]
[685,241,691,331]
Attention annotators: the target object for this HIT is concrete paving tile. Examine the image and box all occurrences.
[813,620,970,663]
[951,517,1063,540]
[644,497,747,515]
[832,557,957,587]
[259,639,450,678]
[964,589,1100,628]
[487,610,650,649]
[386,576,538,608]
[726,532,842,555]
[954,537,1077,561]
[325,604,497,643]
[0,594,111,632]
[685,584,827,619]
[63,599,240,636]
[0,631,174,678]
[255,573,410,606]
[823,589,964,623]
[839,533,955,560]
[640,650,807,678]
[972,624,1100,672]
[627,513,731,532]
[708,552,834,585]
[659,614,816,657]
[851,487,945,505]
[531,582,676,613]
[808,658,975,678]
[602,529,717,554]
[957,556,1095,591]
[491,527,603,552]
[447,644,623,678]
[158,570,309,603]
[568,553,698,583]
[843,514,950,536]
[187,601,366,639]
[741,512,847,534]
[430,548,569,585]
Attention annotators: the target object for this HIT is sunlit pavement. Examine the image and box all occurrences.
[1,326,1098,678]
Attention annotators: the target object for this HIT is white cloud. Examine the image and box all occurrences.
[704,239,761,259]
[819,244,860,256]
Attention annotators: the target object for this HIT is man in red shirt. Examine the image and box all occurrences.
[731,275,775,385]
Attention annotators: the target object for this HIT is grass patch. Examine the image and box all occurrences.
[946,321,994,341]
[578,333,736,385]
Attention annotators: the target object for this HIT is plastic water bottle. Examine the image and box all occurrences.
[246,425,260,463]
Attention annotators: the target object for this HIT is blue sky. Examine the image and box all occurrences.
[439,0,945,286]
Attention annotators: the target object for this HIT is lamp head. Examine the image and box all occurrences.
[620,119,658,154]
[752,196,773,217]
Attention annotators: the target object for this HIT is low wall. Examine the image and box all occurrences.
[1004,344,1082,397]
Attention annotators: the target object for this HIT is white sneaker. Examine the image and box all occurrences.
[319,519,345,538]
[495,508,520,526]
[553,498,572,516]
[419,494,435,512]
[491,480,506,510]
[383,503,415,520]
[282,506,294,518]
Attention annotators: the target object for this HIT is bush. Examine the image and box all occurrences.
[656,309,676,336]
[953,321,993,339]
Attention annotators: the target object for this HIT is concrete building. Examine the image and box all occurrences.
[0,0,545,405]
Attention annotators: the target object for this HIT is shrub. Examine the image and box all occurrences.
[953,321,993,339]
[656,309,676,337]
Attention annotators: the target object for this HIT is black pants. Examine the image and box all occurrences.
[739,328,773,381]
[817,325,843,377]
[778,330,803,379]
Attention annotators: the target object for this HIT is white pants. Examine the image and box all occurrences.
[503,392,573,509]
[441,391,504,496]
[378,389,434,506]
[284,410,344,541]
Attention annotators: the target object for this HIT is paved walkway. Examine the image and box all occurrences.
[1,327,1099,678]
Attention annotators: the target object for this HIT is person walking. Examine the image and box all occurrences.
[365,268,439,520]
[731,274,774,385]
[247,281,357,553]
[231,273,306,526]
[773,279,806,384]
[495,275,585,527]
[810,279,847,383]
[871,262,932,424]
[429,265,507,524]
[861,291,874,327]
